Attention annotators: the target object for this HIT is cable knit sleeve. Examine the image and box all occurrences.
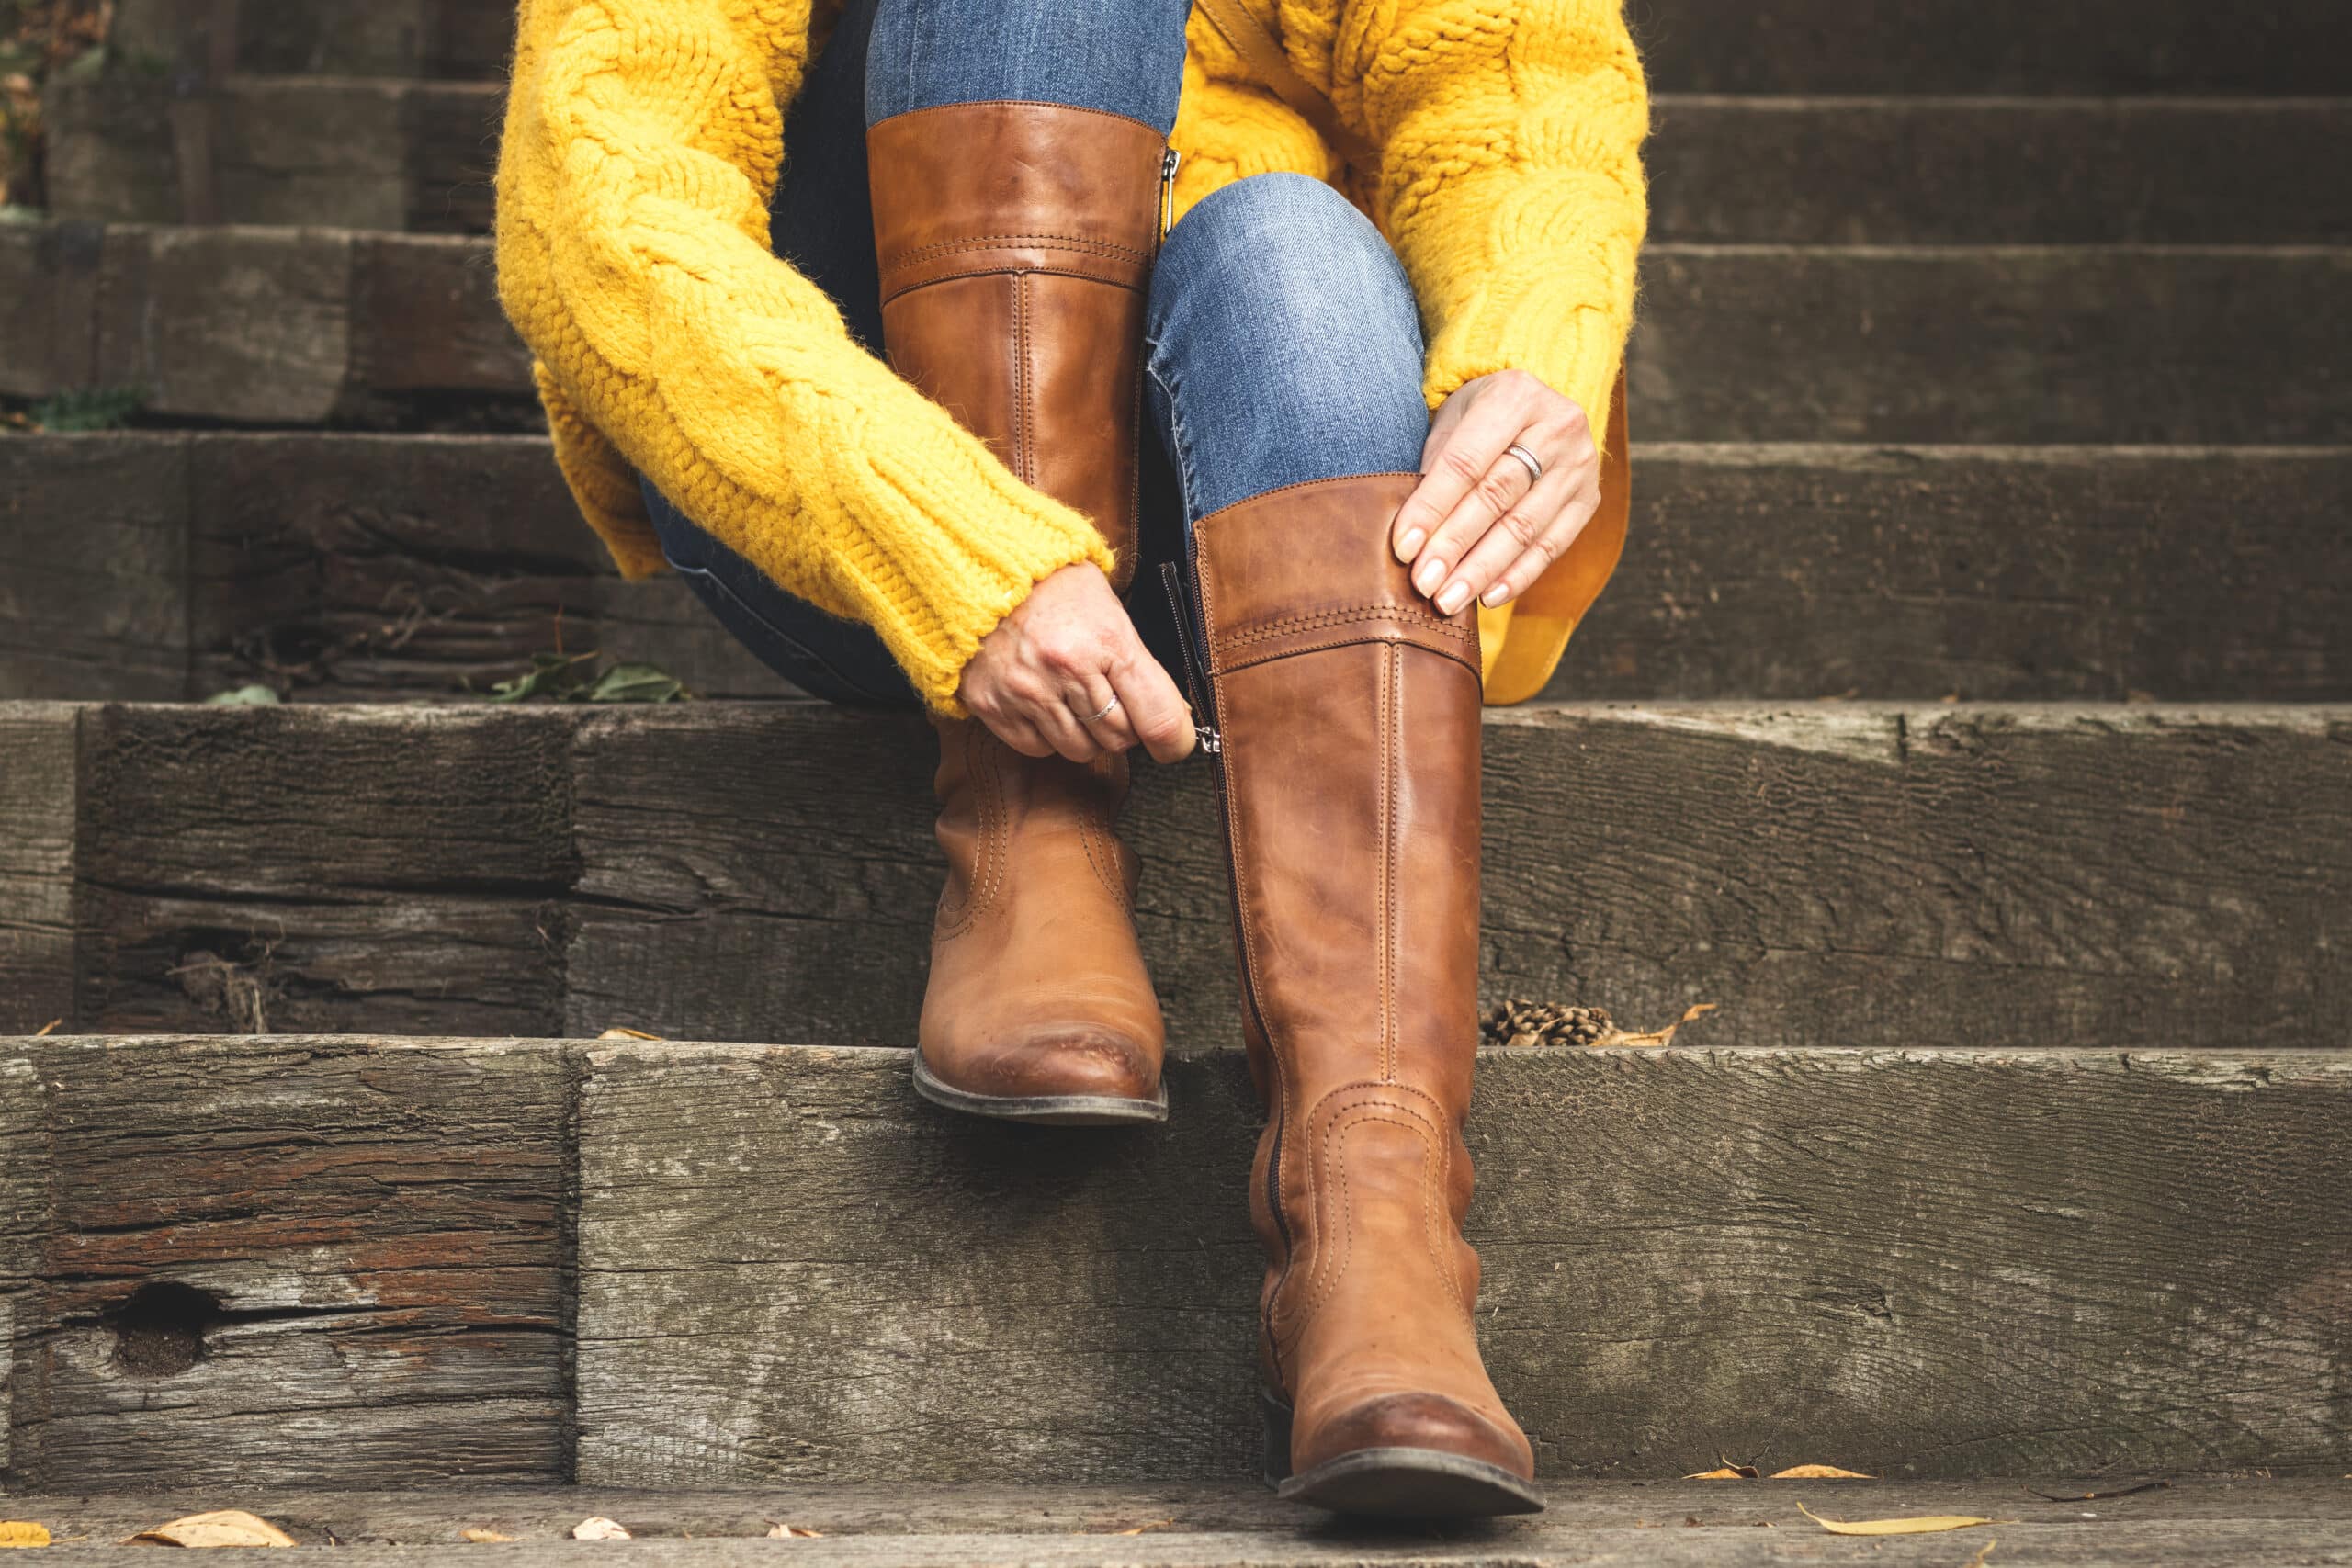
[1337,0,1648,441]
[495,0,1114,713]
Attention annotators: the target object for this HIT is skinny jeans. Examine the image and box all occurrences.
[639,0,1430,705]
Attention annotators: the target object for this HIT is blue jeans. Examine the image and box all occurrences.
[641,0,1430,707]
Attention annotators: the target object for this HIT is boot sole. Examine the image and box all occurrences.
[1263,1394,1544,1518]
[911,1057,1169,1126]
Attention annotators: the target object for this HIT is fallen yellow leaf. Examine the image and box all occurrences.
[32,1021,60,1039]
[571,1518,630,1541]
[128,1510,297,1548]
[1962,1540,1998,1568]
[1770,1464,1875,1479]
[460,1529,515,1544]
[1112,1521,1175,1536]
[0,1522,49,1548]
[596,1028,662,1041]
[764,1525,823,1540]
[1797,1502,1997,1536]
[1684,1467,1752,1480]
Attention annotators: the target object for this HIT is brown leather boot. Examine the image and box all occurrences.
[1178,472,1540,1515]
[869,100,1174,1123]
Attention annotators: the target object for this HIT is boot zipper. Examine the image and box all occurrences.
[1158,147,1182,243]
[1161,559,1293,1366]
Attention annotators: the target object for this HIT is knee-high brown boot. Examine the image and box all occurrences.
[868,101,1174,1123]
[1178,472,1541,1515]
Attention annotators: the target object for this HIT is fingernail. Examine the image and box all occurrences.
[1436,581,1470,615]
[1482,581,1512,608]
[1396,527,1426,562]
[1414,558,1447,597]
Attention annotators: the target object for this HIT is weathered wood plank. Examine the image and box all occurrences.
[176,433,775,702]
[14,1036,568,1490]
[13,227,2348,441]
[0,706,79,1035]
[1633,246,2352,445]
[576,1043,2352,1483]
[1557,445,2352,703]
[107,0,511,80]
[1648,98,2352,246]
[0,436,189,702]
[7,1479,2352,1560]
[10,437,2345,705]
[71,705,577,1036]
[567,703,2352,1055]
[49,85,2351,244]
[1633,0,2352,94]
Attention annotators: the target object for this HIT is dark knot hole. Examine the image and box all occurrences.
[108,1282,220,1378]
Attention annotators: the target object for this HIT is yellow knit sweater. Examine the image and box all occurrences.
[495,0,1647,712]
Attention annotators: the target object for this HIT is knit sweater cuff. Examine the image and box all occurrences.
[838,435,1117,716]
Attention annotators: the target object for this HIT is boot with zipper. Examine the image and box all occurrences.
[868,100,1179,1124]
[1168,471,1542,1515]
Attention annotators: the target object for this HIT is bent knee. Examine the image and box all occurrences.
[1157,175,1418,335]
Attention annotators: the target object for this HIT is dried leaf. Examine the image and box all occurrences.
[764,1525,822,1540]
[2025,1481,2167,1502]
[128,1510,297,1548]
[1797,1502,1996,1536]
[1770,1464,1876,1479]
[1111,1521,1174,1536]
[460,1529,515,1544]
[571,1518,629,1541]
[31,1021,59,1038]
[0,1522,50,1548]
[1962,1542,1998,1568]
[1604,1002,1718,1049]
[596,1027,664,1041]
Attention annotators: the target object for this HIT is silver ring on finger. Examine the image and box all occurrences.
[1504,442,1544,484]
[1085,694,1122,725]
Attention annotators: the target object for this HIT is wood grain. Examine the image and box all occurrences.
[7,1035,568,1490]
[0,705,78,1034]
[575,1043,2352,1483]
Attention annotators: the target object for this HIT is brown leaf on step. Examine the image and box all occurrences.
[571,1518,630,1541]
[764,1525,823,1540]
[1770,1464,1876,1479]
[1605,1002,1719,1049]
[32,1021,60,1038]
[460,1529,515,1544]
[0,1521,51,1548]
[1797,1502,1998,1536]
[596,1027,663,1041]
[127,1510,297,1548]
[1685,1456,1759,1480]
[1110,1521,1174,1536]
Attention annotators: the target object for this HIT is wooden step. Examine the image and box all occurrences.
[44,80,2352,244]
[6,434,2350,706]
[5,701,2346,1056]
[106,0,509,81]
[1633,0,2352,95]
[5,225,2347,442]
[6,1479,2351,1560]
[0,1034,2342,1492]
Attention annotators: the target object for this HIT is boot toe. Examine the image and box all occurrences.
[1299,1391,1534,1482]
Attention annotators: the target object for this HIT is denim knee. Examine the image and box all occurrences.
[1147,174,1430,519]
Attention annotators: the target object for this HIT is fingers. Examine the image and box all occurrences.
[1393,385,1532,570]
[1437,466,1601,615]
[1107,646,1197,764]
[1066,671,1140,754]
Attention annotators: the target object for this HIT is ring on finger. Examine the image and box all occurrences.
[1084,694,1122,725]
[1503,442,1544,484]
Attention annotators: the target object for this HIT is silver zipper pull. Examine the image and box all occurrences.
[1197,728,1221,755]
[1158,146,1182,241]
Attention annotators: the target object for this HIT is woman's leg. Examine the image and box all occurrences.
[1152,175,1544,1518]
[864,1,1190,1123]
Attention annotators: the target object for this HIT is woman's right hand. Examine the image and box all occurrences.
[957,561,1197,764]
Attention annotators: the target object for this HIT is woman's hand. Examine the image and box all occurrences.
[958,561,1197,764]
[1392,369,1602,615]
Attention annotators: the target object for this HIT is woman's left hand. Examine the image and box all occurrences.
[1393,369,1601,615]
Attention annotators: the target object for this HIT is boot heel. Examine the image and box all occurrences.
[1261,1391,1295,1486]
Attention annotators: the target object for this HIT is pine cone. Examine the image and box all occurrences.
[1483,999,1616,1049]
